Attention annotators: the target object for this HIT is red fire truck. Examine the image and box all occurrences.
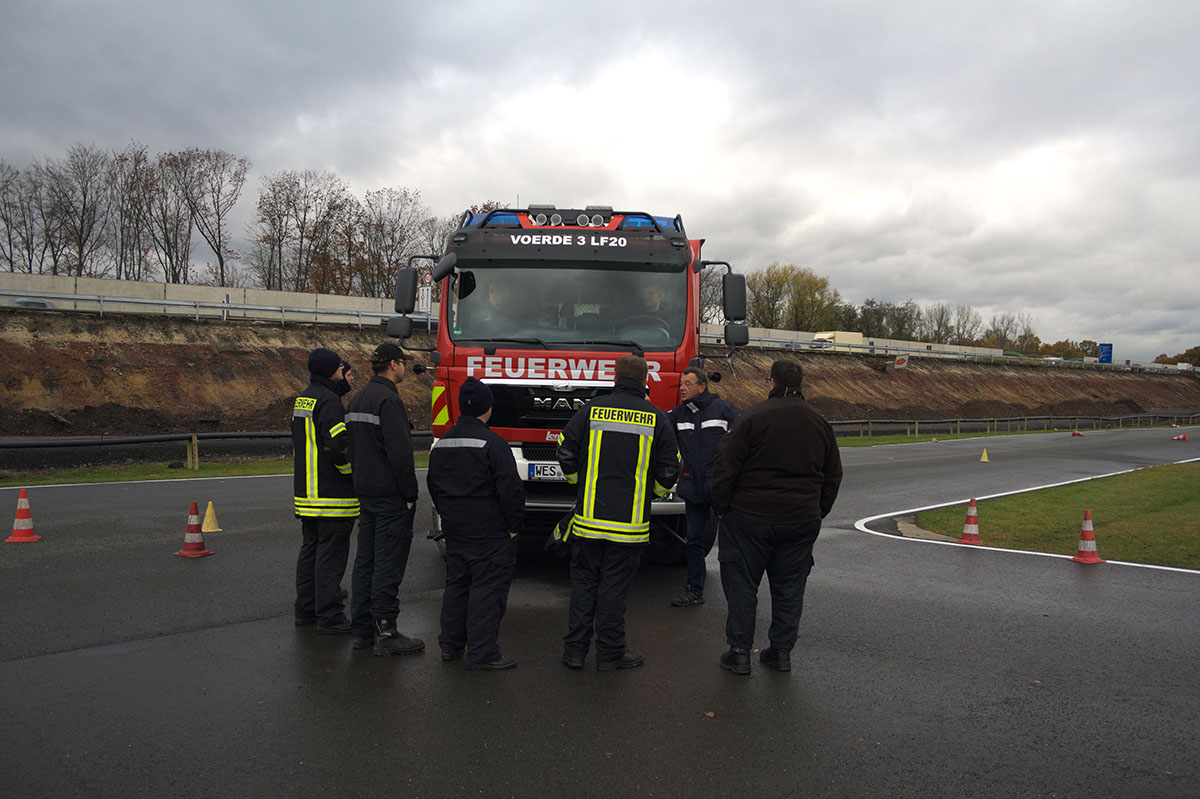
[391,205,747,562]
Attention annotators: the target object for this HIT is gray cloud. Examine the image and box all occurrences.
[2,0,1198,361]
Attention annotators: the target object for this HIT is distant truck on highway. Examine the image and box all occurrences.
[388,205,748,563]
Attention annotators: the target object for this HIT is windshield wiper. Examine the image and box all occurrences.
[546,339,645,354]
[454,337,550,352]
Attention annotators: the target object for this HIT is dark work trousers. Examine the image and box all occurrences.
[296,516,355,625]
[564,537,643,662]
[439,534,518,665]
[718,510,820,652]
[683,500,712,593]
[350,497,415,636]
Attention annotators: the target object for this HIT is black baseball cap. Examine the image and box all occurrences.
[371,342,413,362]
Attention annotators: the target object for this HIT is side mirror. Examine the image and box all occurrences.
[432,252,458,281]
[724,323,749,347]
[722,273,746,322]
[386,316,413,339]
[394,268,418,314]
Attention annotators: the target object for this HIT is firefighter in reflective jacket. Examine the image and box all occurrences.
[291,347,359,634]
[556,354,679,671]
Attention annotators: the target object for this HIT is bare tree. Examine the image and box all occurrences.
[41,144,111,276]
[247,172,294,291]
[920,302,954,344]
[106,142,155,281]
[360,187,427,297]
[142,154,194,284]
[164,148,249,287]
[699,264,725,324]
[0,161,20,271]
[951,304,983,345]
[983,311,1020,350]
[1014,312,1040,353]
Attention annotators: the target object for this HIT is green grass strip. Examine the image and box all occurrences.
[0,453,431,487]
[915,462,1200,570]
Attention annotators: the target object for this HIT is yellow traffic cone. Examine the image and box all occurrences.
[201,501,223,533]
[980,448,990,463]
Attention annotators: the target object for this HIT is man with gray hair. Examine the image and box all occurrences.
[710,359,842,675]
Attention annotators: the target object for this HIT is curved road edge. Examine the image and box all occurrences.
[852,455,1200,575]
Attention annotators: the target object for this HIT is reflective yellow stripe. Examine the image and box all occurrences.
[583,427,602,519]
[571,516,650,543]
[573,515,651,533]
[294,497,360,507]
[329,422,346,437]
[564,472,578,485]
[653,480,672,497]
[336,463,352,475]
[432,385,449,427]
[631,434,648,525]
[305,417,318,499]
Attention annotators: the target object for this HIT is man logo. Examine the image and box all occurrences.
[533,396,586,411]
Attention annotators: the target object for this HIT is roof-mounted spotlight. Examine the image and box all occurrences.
[534,213,548,225]
[576,213,590,226]
[590,213,604,226]
[550,213,563,226]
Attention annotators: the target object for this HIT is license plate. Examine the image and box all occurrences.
[528,463,565,481]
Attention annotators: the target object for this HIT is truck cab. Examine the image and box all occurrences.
[393,205,747,562]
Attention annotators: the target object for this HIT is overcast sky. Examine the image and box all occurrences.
[3,1,1197,362]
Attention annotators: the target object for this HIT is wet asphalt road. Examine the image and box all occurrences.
[1,428,1198,797]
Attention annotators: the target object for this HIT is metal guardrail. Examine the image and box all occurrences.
[1,287,1182,371]
[1,417,1193,452]
[0,288,438,331]
[0,430,433,449]
[698,332,1186,374]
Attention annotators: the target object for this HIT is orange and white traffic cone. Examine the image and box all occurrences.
[958,498,982,545]
[174,501,214,558]
[1071,429,1085,437]
[6,488,40,543]
[1070,509,1105,564]
[1171,433,1188,441]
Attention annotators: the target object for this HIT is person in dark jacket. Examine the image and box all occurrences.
[667,367,739,607]
[292,347,359,634]
[710,359,842,675]
[346,342,425,656]
[557,355,680,671]
[426,377,525,670]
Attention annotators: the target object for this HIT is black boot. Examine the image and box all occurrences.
[372,619,425,657]
[720,647,751,675]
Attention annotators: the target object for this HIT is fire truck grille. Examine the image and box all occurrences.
[521,443,559,461]
[488,385,612,430]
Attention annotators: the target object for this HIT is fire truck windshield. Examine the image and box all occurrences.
[446,263,686,347]
[448,264,687,351]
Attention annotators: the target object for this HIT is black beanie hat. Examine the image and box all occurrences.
[459,377,493,417]
[308,348,341,378]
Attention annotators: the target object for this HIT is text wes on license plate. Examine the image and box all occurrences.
[528,463,564,481]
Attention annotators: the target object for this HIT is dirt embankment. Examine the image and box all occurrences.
[2,310,1198,437]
